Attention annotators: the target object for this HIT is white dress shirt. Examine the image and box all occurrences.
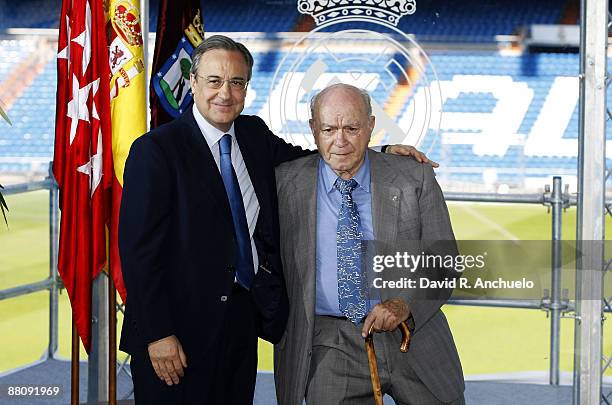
[192,105,260,274]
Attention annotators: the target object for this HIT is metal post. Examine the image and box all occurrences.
[140,0,150,131]
[549,176,562,385]
[88,273,110,402]
[48,163,59,359]
[71,321,79,405]
[574,0,607,403]
[109,278,117,405]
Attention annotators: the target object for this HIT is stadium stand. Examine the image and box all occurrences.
[180,1,299,33]
[0,37,56,174]
[3,34,607,189]
[0,0,602,190]
[0,0,61,30]
[0,0,570,39]
[296,0,569,41]
[396,0,566,42]
[3,2,612,404]
[410,51,595,186]
[0,39,38,83]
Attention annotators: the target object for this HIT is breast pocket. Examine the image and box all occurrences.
[397,194,421,237]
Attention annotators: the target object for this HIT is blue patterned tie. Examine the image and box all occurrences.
[219,134,254,289]
[335,178,367,324]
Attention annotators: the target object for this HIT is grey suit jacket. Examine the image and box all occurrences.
[273,150,465,405]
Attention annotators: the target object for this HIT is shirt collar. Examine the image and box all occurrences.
[320,152,371,194]
[192,104,236,148]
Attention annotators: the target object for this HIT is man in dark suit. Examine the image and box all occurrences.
[274,84,465,404]
[119,35,433,404]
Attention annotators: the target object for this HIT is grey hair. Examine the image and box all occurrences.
[309,83,373,120]
[190,35,254,80]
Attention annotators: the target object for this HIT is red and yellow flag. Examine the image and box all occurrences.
[105,0,147,303]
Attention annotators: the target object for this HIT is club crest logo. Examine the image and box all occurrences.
[152,10,204,118]
[266,0,440,152]
[298,0,416,28]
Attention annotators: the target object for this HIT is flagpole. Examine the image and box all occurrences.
[140,0,150,131]
[109,275,117,405]
[71,320,79,405]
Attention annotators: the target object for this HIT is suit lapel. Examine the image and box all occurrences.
[369,150,401,250]
[291,155,319,330]
[179,110,233,223]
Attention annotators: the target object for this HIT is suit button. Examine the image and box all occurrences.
[228,266,235,272]
[220,296,228,302]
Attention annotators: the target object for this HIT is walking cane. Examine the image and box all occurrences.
[365,321,411,405]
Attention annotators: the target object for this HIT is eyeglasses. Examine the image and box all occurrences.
[195,75,249,91]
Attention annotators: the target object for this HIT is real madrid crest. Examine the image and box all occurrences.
[265,0,441,152]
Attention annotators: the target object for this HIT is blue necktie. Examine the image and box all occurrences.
[335,178,367,324]
[219,134,254,289]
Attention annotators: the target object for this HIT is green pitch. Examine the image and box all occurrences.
[1,190,611,377]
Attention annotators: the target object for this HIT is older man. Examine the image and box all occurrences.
[119,35,432,404]
[274,84,465,405]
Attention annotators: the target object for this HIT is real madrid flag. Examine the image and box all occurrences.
[150,0,204,128]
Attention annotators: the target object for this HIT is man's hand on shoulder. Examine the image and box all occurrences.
[147,335,188,386]
[361,299,411,338]
[385,145,440,168]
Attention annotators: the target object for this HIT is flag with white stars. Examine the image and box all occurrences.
[53,0,113,352]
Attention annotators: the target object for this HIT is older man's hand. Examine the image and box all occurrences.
[386,145,440,168]
[148,335,188,385]
[361,299,410,338]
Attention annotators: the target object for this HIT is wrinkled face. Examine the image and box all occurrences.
[310,88,375,179]
[190,49,248,132]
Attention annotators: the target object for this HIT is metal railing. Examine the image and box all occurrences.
[0,169,608,395]
[0,165,59,362]
[445,177,602,388]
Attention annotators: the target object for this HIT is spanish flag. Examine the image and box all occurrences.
[105,0,147,302]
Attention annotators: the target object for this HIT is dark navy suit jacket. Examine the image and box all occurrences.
[118,108,310,364]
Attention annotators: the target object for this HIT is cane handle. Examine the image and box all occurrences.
[366,321,411,353]
[399,321,411,353]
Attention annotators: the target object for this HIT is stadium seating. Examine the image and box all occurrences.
[175,1,298,33]
[0,40,37,82]
[3,36,609,187]
[0,0,61,30]
[0,0,606,187]
[0,56,55,173]
[298,0,567,42]
[1,0,568,41]
[396,0,565,42]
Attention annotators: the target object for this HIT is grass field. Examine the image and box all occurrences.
[1,190,611,377]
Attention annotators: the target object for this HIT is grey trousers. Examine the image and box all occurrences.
[305,316,465,405]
